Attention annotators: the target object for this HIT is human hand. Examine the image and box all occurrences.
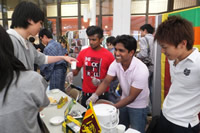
[86,93,99,106]
[63,56,77,64]
[66,72,73,84]
[92,77,101,86]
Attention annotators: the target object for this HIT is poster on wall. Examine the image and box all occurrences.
[68,29,88,58]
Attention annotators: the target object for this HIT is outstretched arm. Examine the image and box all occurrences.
[47,56,77,64]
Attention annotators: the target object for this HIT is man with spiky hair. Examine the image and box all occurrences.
[154,16,200,133]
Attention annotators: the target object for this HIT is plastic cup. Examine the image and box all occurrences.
[117,124,126,133]
[71,61,76,70]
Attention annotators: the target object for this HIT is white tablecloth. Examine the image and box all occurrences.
[41,89,86,133]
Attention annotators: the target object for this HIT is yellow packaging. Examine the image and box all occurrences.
[66,115,81,126]
[57,96,68,109]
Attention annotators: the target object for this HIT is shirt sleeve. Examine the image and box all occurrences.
[137,37,148,59]
[28,72,50,108]
[31,44,46,66]
[107,61,117,77]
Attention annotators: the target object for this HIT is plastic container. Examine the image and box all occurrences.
[93,104,119,133]
[125,128,141,133]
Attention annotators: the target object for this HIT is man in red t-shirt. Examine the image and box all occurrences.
[67,26,115,107]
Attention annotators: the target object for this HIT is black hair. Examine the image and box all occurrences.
[113,35,137,53]
[140,24,155,34]
[0,25,26,103]
[86,25,104,39]
[11,1,44,29]
[106,36,115,44]
[29,37,35,43]
[39,28,53,39]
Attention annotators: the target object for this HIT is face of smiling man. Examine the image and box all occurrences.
[114,42,134,68]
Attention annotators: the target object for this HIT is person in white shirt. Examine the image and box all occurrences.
[87,35,149,133]
[154,16,200,133]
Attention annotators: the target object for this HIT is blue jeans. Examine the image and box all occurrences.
[119,106,148,133]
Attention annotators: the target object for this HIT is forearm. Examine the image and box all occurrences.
[114,96,136,109]
[47,56,64,64]
[114,87,142,109]
[48,55,76,64]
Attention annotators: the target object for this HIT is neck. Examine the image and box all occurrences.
[14,28,29,39]
[93,45,102,51]
[174,49,194,66]
[121,56,133,71]
[48,38,53,43]
[178,49,193,61]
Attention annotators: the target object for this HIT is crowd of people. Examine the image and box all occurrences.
[0,1,200,133]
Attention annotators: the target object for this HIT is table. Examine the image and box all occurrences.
[41,89,86,133]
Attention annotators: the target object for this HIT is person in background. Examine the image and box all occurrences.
[106,36,121,103]
[87,35,149,133]
[136,24,155,114]
[66,26,115,107]
[39,28,67,92]
[106,36,116,55]
[0,25,49,133]
[29,36,38,49]
[59,36,68,56]
[37,42,46,53]
[154,16,200,133]
[29,36,39,71]
[7,1,76,71]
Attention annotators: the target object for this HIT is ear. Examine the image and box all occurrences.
[144,29,148,34]
[27,19,34,24]
[129,50,135,56]
[179,40,187,49]
[100,37,104,43]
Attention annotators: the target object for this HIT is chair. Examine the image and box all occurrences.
[67,88,80,102]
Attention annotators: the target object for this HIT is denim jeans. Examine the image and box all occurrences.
[119,106,148,133]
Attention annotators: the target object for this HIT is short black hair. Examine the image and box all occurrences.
[11,1,44,29]
[39,28,53,39]
[106,36,115,45]
[113,35,137,53]
[29,37,35,43]
[86,26,104,39]
[140,24,155,34]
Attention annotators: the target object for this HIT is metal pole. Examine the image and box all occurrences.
[145,0,149,24]
[78,0,81,30]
